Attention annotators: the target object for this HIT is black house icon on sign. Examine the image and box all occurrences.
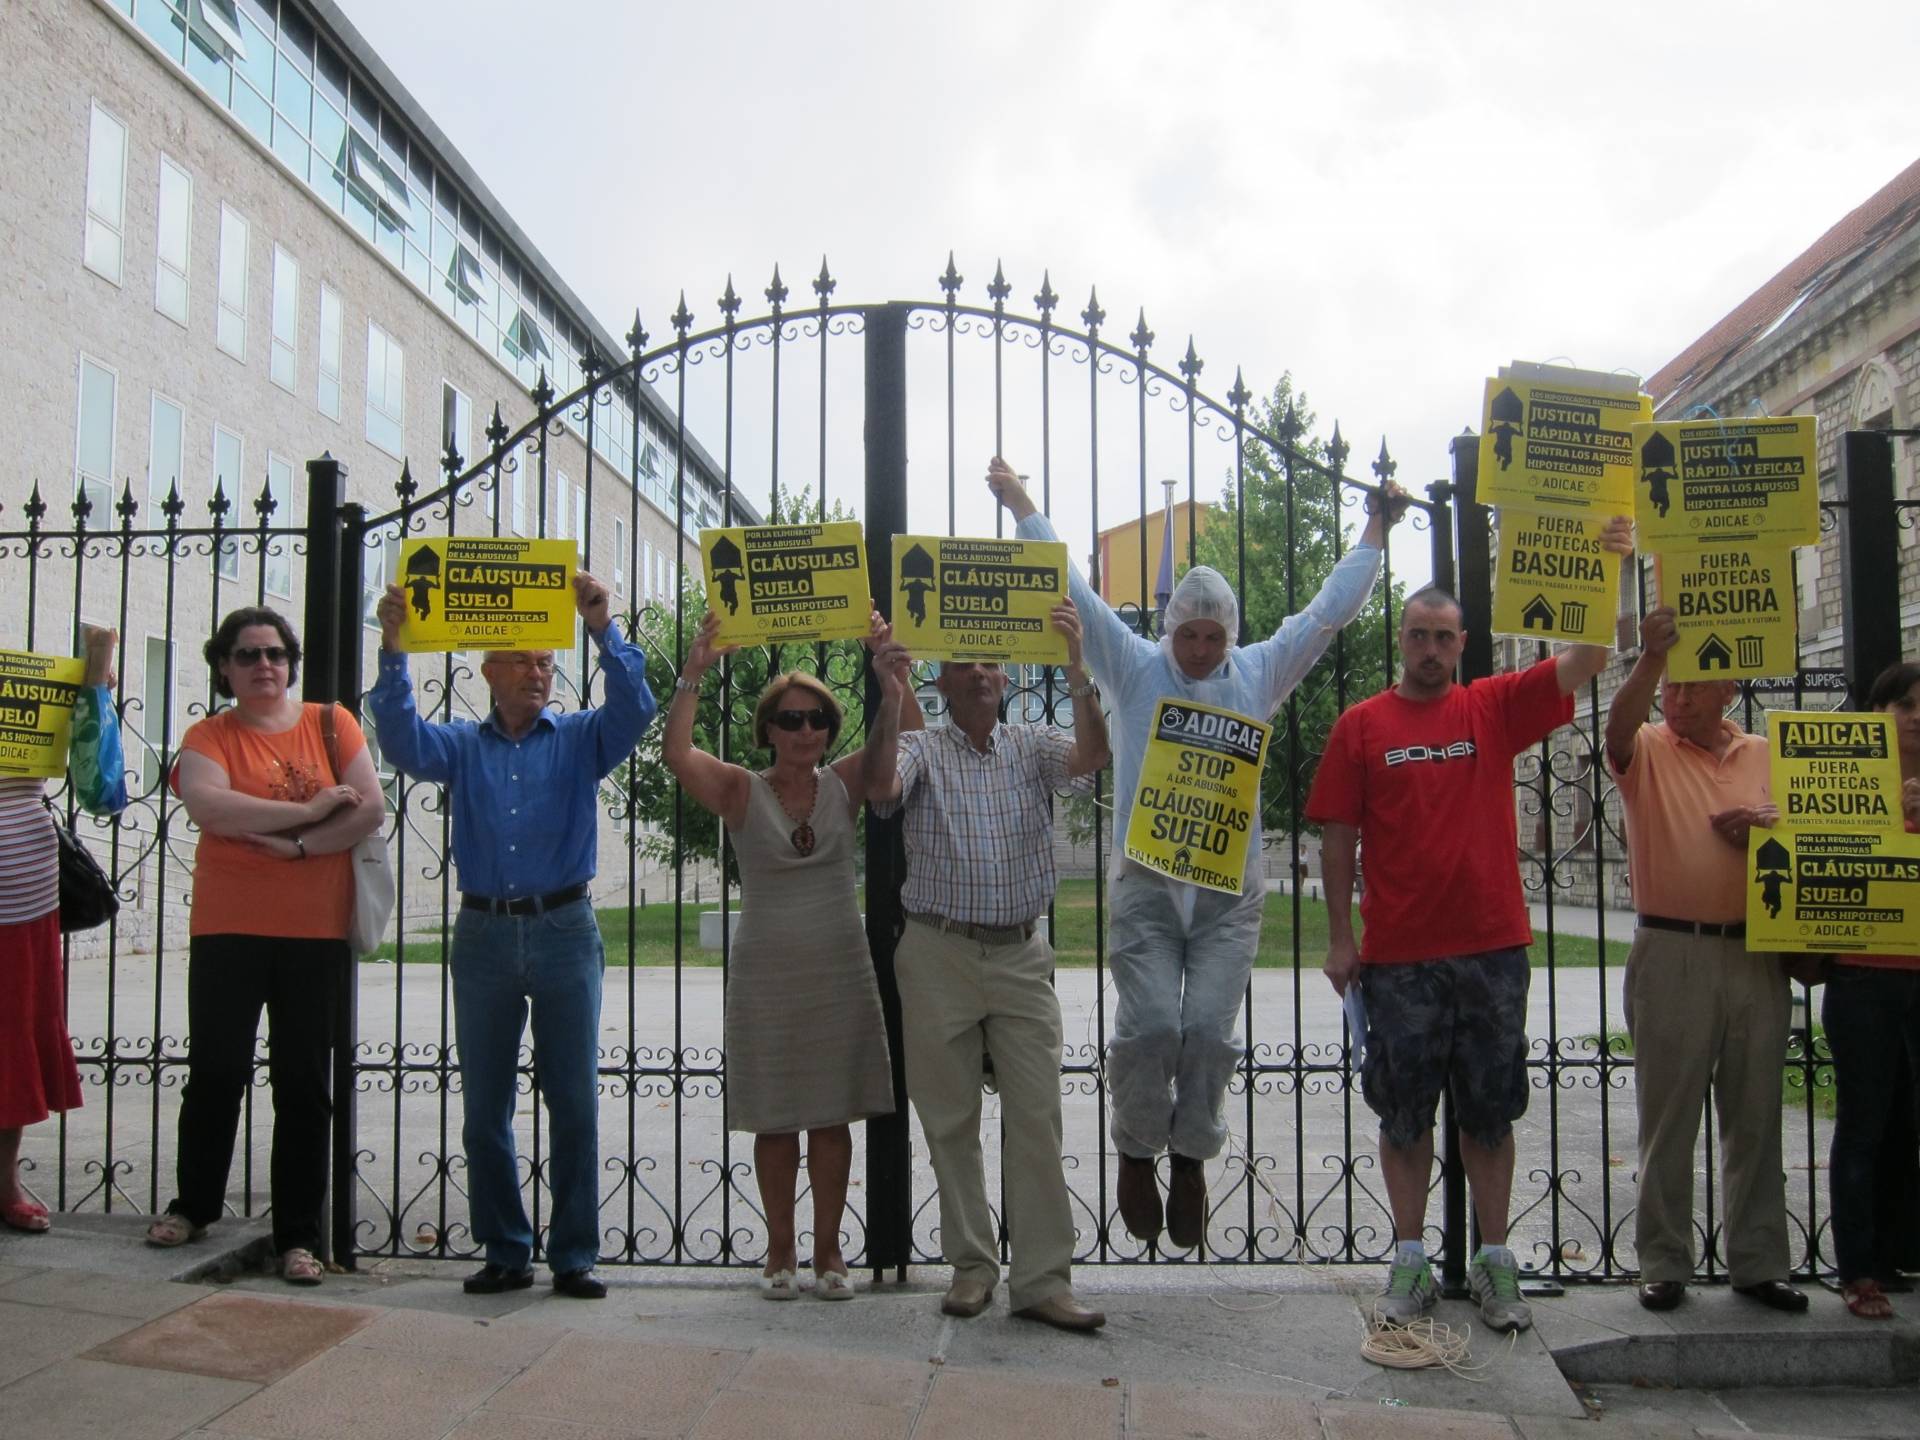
[1696,634,1733,670]
[1521,595,1556,630]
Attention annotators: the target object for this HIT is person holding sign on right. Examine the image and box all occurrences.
[1603,604,1803,1317]
[991,457,1406,1254]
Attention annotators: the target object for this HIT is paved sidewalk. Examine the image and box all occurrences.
[4,1216,1916,1439]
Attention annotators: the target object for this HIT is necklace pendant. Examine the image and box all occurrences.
[789,822,816,857]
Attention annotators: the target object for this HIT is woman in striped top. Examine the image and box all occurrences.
[1,625,126,1233]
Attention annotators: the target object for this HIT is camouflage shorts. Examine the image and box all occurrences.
[1358,948,1531,1150]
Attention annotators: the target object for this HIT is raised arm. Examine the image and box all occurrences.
[574,570,658,773]
[836,637,908,811]
[368,583,460,783]
[1054,599,1110,777]
[664,612,751,829]
[991,458,1150,690]
[1605,603,1673,773]
[1554,517,1636,697]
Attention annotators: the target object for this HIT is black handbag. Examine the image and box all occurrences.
[54,814,119,933]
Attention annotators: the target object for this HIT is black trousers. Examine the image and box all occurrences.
[168,934,346,1254]
[1822,963,1920,1284]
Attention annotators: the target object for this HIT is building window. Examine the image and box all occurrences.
[142,637,175,792]
[573,484,588,569]
[84,103,127,284]
[74,356,117,523]
[363,528,401,626]
[269,245,298,391]
[264,454,293,597]
[365,321,405,457]
[643,539,654,601]
[216,204,249,361]
[317,283,342,419]
[148,392,184,517]
[212,425,243,579]
[555,472,571,540]
[155,154,192,325]
[441,380,471,478]
[613,516,627,597]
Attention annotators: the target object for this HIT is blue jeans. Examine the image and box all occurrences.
[1107,869,1266,1161]
[451,898,605,1274]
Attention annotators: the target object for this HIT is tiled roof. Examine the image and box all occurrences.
[1647,156,1920,409]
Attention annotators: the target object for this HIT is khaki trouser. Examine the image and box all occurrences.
[895,919,1075,1311]
[1624,928,1791,1287]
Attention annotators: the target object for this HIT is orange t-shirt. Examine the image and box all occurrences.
[176,704,368,940]
[1610,719,1769,925]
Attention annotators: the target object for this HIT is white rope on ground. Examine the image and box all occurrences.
[1360,1316,1496,1377]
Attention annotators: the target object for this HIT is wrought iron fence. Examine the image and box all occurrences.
[13,264,1912,1289]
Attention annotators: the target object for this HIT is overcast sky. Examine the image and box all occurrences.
[336,0,1917,583]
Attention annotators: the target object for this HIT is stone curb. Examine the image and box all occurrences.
[1549,1323,1920,1389]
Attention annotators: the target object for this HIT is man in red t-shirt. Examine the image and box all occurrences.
[1306,544,1626,1334]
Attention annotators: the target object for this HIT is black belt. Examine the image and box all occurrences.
[462,882,590,917]
[1638,914,1746,939]
[907,911,1036,946]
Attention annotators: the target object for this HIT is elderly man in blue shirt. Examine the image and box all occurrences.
[992,458,1403,1252]
[371,571,656,1299]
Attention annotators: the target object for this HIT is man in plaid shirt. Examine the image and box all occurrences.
[871,601,1110,1331]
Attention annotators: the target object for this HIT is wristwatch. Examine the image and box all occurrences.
[1067,679,1097,699]
[674,677,700,694]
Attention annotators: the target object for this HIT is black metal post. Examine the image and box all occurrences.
[1424,480,1457,600]
[863,303,911,1278]
[302,454,356,1269]
[1838,430,1901,704]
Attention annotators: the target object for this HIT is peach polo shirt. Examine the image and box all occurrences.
[1610,718,1769,925]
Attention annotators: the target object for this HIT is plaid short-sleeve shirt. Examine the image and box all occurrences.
[872,722,1093,928]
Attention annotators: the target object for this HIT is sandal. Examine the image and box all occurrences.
[144,1213,208,1248]
[1843,1278,1894,1320]
[2,1199,50,1234]
[280,1247,324,1286]
[758,1267,798,1301]
[813,1267,856,1301]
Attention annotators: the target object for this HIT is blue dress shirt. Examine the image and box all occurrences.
[367,626,657,899]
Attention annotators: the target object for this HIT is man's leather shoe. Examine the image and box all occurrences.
[552,1267,607,1300]
[1012,1291,1106,1332]
[941,1275,994,1318]
[1637,1280,1685,1311]
[1734,1279,1808,1313]
[1117,1154,1162,1243]
[1165,1154,1208,1251]
[463,1262,535,1295]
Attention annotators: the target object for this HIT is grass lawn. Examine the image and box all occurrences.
[377,877,1612,971]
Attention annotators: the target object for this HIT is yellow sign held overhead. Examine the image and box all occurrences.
[0,650,90,779]
[892,535,1068,664]
[1491,511,1620,645]
[1632,417,1819,549]
[1747,825,1920,956]
[395,538,577,652]
[1658,548,1796,681]
[1123,699,1270,896]
[1769,711,1903,834]
[701,522,872,646]
[1478,376,1651,516]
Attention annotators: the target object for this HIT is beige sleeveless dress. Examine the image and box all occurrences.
[724,768,895,1134]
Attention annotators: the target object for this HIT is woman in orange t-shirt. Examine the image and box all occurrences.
[1823,660,1920,1320]
[143,608,383,1285]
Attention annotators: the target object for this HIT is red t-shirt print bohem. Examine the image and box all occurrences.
[1306,659,1572,965]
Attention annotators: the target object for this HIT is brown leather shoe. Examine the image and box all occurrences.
[1117,1153,1162,1242]
[1637,1279,1685,1311]
[1013,1291,1106,1332]
[1165,1154,1207,1251]
[941,1274,994,1318]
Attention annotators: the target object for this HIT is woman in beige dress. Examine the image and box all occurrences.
[665,612,908,1298]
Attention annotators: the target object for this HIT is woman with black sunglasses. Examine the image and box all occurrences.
[146,607,383,1285]
[665,609,909,1300]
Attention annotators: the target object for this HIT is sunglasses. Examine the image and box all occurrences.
[231,645,290,665]
[772,708,832,733]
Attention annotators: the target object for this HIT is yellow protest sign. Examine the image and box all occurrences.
[1123,699,1270,896]
[1769,711,1903,833]
[1747,826,1920,957]
[0,650,90,779]
[892,535,1068,663]
[701,523,871,645]
[1632,417,1818,549]
[1478,376,1651,515]
[1491,511,1619,644]
[396,537,577,652]
[1657,548,1796,681]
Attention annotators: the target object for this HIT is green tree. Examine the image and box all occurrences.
[612,483,874,881]
[1190,375,1403,842]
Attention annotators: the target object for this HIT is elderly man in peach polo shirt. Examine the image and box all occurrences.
[1604,605,1805,1316]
